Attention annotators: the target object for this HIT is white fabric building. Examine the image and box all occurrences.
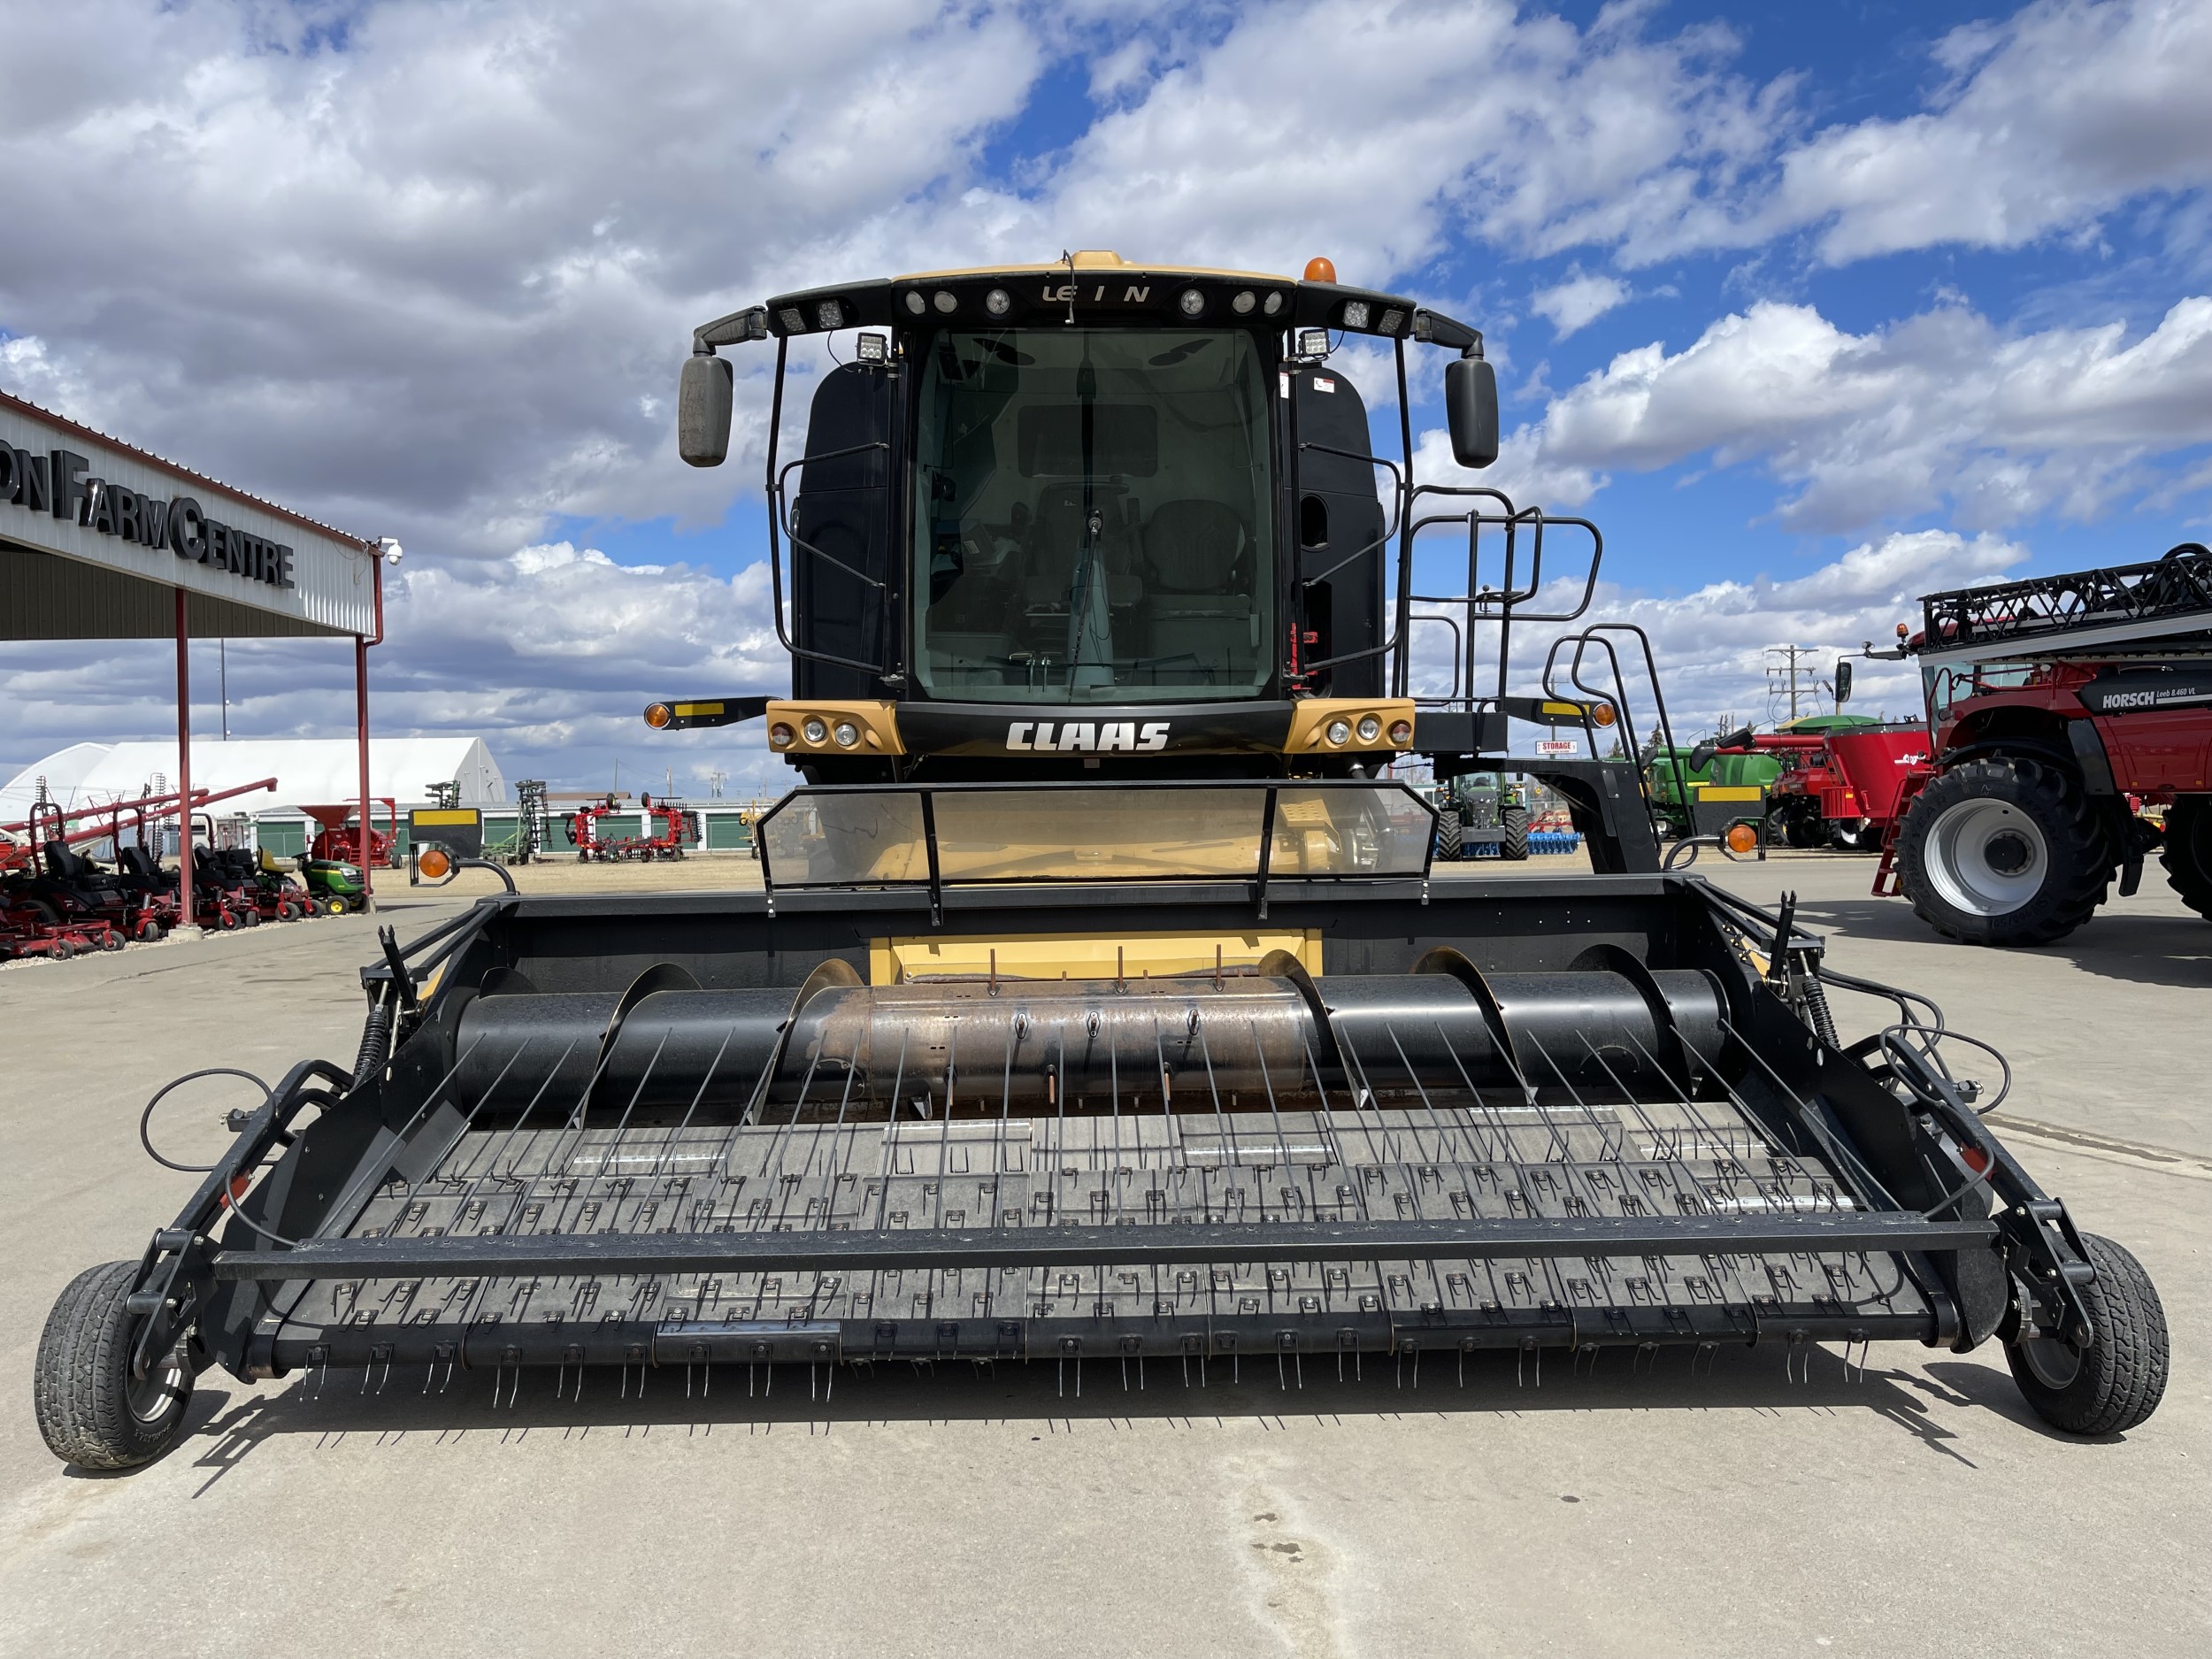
[1,737,505,822]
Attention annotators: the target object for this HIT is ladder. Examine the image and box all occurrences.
[1870,772,1930,897]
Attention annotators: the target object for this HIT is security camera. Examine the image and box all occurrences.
[377,537,404,564]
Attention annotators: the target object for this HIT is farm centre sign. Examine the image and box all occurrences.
[0,390,375,638]
[1,445,296,590]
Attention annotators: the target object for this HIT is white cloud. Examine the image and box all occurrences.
[1497,294,2212,532]
[1772,0,2212,265]
[1530,270,1631,338]
[1019,1,1782,280]
[0,541,797,795]
[0,0,1044,558]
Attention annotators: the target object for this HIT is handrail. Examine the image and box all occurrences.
[1291,439,1406,681]
[767,435,895,676]
[1396,483,1607,714]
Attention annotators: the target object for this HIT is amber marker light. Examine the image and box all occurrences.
[419,847,453,880]
[644,703,673,729]
[1725,824,1759,855]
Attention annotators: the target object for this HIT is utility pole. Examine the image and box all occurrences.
[1765,644,1824,721]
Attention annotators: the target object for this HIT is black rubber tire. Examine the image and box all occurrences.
[1500,806,1530,862]
[241,906,260,927]
[1434,813,1463,863]
[34,1261,195,1470]
[323,896,347,916]
[2007,1233,2169,1436]
[1896,757,2112,946]
[51,937,74,961]
[2162,795,2212,920]
[216,909,238,932]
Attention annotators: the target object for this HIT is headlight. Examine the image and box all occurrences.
[1179,288,1205,318]
[1325,718,1352,747]
[802,717,829,745]
[769,723,795,749]
[1356,715,1381,743]
[833,720,860,749]
[1388,719,1413,745]
[985,288,1011,317]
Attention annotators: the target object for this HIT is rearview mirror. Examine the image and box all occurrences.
[1687,743,1716,772]
[1834,658,1854,704]
[1445,354,1499,469]
[678,354,734,468]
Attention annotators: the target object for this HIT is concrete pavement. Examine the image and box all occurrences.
[1,860,2205,1658]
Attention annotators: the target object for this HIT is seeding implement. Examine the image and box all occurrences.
[35,253,2167,1469]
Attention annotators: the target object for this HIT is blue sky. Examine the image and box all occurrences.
[4,0,2211,794]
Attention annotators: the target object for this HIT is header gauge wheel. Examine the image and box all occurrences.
[2007,1233,2168,1436]
[1896,757,2111,946]
[35,1262,195,1470]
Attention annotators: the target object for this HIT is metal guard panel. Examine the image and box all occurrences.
[215,1213,1993,1281]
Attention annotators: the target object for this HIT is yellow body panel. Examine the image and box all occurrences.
[411,809,479,826]
[766,699,906,756]
[1283,697,1417,753]
[870,928,1323,985]
[1695,785,1766,803]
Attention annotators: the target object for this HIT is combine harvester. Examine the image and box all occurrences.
[35,254,2166,1470]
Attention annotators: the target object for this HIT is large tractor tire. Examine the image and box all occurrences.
[2162,795,2212,920]
[1896,756,2112,946]
[2007,1233,2168,1436]
[1434,812,1463,863]
[1499,805,1530,862]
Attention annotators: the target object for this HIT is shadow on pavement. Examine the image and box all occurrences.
[1791,895,2212,991]
[154,1340,2017,1487]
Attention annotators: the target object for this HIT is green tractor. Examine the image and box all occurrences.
[1432,771,1530,862]
[298,854,367,915]
[1643,746,1711,840]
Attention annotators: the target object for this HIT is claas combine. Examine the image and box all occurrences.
[35,253,2166,1470]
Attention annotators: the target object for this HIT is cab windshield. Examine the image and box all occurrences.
[1924,660,2039,721]
[912,327,1274,703]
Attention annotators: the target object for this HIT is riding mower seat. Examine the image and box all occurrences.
[116,847,177,894]
[41,841,127,904]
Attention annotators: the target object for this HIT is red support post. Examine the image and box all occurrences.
[356,545,387,899]
[175,588,194,930]
[356,632,372,901]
